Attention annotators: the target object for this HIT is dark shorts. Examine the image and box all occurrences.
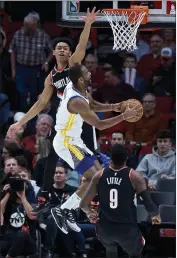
[96,220,145,258]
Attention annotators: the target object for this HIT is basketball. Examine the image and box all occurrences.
[124,99,143,123]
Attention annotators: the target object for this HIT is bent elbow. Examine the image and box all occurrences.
[95,121,105,131]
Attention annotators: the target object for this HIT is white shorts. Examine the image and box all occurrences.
[53,133,94,173]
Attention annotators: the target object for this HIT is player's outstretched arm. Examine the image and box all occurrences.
[130,170,161,224]
[7,75,54,137]
[69,7,99,66]
[87,92,127,113]
[80,171,100,214]
[68,97,137,131]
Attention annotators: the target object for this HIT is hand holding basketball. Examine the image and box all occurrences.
[81,7,100,25]
[112,101,127,113]
[123,99,143,123]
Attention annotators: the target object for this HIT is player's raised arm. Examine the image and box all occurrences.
[130,170,161,224]
[69,7,99,66]
[68,97,137,131]
[7,75,54,137]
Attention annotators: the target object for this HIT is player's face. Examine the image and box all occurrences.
[157,138,171,154]
[80,66,91,88]
[53,42,71,62]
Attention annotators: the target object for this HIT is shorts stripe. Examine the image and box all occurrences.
[61,113,84,162]
[65,136,84,161]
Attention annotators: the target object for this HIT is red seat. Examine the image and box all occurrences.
[139,146,152,157]
[156,97,173,113]
[99,136,111,152]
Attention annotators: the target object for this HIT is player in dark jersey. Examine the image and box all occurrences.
[80,144,161,258]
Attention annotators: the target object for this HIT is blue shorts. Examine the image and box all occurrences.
[75,154,97,175]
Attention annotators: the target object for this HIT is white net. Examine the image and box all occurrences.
[102,10,147,51]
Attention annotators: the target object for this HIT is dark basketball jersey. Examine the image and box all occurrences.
[97,166,137,224]
[50,65,70,99]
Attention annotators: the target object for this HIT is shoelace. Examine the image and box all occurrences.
[66,210,76,223]
[55,208,68,230]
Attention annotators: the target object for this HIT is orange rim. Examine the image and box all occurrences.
[102,6,149,25]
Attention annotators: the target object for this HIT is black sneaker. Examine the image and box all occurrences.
[32,197,51,216]
[51,207,68,234]
[65,209,81,232]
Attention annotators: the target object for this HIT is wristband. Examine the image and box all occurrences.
[138,190,159,216]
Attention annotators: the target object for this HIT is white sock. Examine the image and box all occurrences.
[60,193,81,210]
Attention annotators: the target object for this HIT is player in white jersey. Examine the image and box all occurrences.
[50,64,138,234]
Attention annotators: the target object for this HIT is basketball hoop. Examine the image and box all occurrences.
[102,6,149,51]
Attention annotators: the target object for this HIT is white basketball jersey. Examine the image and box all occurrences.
[55,82,89,139]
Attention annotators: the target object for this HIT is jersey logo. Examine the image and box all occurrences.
[53,77,70,89]
[114,173,117,176]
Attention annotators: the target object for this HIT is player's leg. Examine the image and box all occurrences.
[116,224,144,258]
[96,221,118,258]
[51,139,99,233]
[51,161,97,233]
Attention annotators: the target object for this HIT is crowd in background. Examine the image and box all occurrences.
[0,8,176,258]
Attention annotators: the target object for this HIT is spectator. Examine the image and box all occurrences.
[9,14,53,111]
[84,54,105,92]
[106,131,138,169]
[4,132,33,170]
[120,53,147,98]
[163,28,176,54]
[0,31,11,93]
[128,32,150,61]
[137,34,163,84]
[98,69,140,104]
[22,114,53,167]
[0,157,19,190]
[151,47,176,98]
[41,163,78,257]
[125,93,166,146]
[3,157,19,175]
[136,130,176,190]
[0,178,37,258]
[19,168,40,197]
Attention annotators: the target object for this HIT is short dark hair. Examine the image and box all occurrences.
[124,53,137,63]
[15,155,28,169]
[52,37,73,52]
[68,64,83,86]
[56,162,68,174]
[111,144,128,167]
[4,142,23,157]
[105,69,119,77]
[156,130,172,140]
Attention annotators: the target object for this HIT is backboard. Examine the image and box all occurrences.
[57,0,176,28]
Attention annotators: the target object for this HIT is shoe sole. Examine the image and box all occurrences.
[51,208,68,234]
[67,219,81,232]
